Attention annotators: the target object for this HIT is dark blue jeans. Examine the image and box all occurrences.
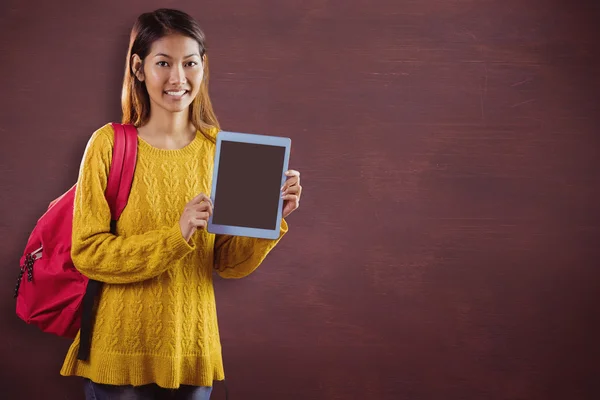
[83,378,212,400]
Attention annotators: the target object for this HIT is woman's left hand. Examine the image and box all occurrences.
[281,169,302,218]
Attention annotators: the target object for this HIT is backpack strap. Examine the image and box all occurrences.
[106,123,138,219]
[114,124,138,219]
[77,123,138,361]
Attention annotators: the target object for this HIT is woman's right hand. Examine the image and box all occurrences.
[179,193,213,242]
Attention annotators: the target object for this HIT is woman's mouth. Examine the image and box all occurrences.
[164,90,188,98]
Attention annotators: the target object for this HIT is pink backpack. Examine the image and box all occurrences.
[14,123,138,360]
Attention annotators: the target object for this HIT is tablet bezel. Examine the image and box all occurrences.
[207,130,291,239]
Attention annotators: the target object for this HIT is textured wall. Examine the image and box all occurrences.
[1,0,599,399]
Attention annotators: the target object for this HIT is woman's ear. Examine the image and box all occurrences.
[131,54,145,82]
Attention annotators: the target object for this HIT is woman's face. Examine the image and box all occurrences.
[133,34,204,115]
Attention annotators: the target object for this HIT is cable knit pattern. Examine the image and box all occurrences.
[60,123,288,388]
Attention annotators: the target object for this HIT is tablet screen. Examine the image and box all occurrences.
[212,141,286,230]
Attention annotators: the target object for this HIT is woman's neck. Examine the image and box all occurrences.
[144,107,194,136]
[137,108,197,150]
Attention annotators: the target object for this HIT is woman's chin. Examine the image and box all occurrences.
[158,101,192,114]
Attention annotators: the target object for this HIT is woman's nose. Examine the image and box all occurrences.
[169,65,186,85]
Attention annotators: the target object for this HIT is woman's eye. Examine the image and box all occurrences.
[186,61,198,67]
[157,61,169,67]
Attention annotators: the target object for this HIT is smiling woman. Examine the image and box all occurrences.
[55,8,302,400]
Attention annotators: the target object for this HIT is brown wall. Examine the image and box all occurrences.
[1,0,599,399]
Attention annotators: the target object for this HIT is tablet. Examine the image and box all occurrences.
[207,131,291,239]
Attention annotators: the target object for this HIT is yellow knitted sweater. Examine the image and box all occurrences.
[59,123,287,388]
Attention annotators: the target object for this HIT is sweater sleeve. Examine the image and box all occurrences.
[71,125,195,284]
[213,219,288,279]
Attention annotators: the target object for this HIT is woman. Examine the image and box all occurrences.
[59,8,302,400]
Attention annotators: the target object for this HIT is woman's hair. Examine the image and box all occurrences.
[121,8,219,141]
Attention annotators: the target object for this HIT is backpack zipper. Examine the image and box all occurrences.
[14,246,43,298]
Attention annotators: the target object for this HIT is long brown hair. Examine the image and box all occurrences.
[121,9,219,141]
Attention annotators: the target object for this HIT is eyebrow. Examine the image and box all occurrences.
[154,53,200,59]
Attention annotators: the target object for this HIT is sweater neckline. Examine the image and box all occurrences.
[136,131,205,157]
